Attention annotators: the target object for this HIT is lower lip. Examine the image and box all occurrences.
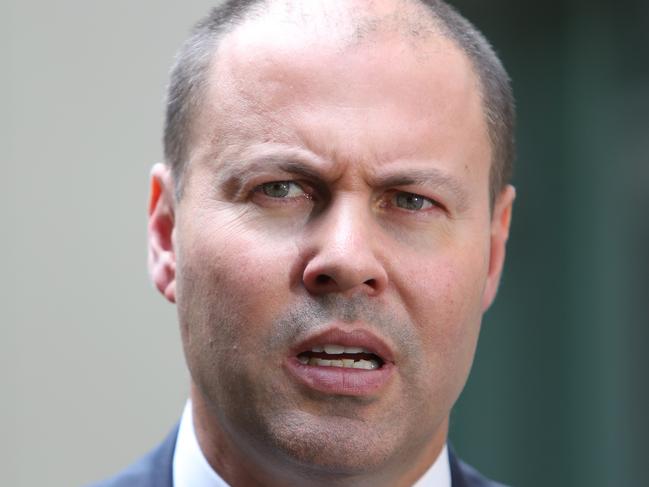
[284,357,395,396]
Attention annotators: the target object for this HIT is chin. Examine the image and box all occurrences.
[256,409,411,478]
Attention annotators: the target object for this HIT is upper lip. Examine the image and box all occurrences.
[289,325,396,364]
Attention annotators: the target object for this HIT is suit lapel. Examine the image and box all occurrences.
[141,424,178,487]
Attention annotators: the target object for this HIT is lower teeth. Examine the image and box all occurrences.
[300,356,379,370]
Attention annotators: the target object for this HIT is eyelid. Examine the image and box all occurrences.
[250,179,321,206]
[257,180,307,197]
[382,189,446,212]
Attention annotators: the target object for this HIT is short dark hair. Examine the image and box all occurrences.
[163,0,515,204]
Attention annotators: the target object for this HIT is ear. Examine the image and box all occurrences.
[482,184,516,312]
[147,163,177,303]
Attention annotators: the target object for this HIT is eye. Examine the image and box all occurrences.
[393,191,437,211]
[258,181,306,198]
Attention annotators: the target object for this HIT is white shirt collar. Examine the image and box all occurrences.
[173,401,229,487]
[173,400,451,487]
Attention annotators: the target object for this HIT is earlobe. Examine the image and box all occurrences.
[147,163,177,304]
[482,184,516,312]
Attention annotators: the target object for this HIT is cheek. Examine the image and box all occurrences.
[175,217,302,409]
[176,213,299,348]
[398,241,488,326]
[396,246,489,392]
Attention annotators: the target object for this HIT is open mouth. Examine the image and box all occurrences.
[286,329,395,395]
[296,344,385,370]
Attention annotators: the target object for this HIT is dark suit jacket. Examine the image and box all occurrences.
[89,426,507,487]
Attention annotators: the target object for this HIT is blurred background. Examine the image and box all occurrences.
[451,1,649,486]
[3,0,647,486]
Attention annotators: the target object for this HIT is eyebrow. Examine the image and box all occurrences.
[214,146,329,198]
[371,167,470,211]
[214,145,470,210]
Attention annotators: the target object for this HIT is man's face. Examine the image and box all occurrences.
[150,2,513,482]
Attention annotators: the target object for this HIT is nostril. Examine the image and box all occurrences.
[316,274,332,285]
[303,264,387,296]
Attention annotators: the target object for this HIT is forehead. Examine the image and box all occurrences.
[191,0,490,189]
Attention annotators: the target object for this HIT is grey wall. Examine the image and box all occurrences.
[4,2,218,486]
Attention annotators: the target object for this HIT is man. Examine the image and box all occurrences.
[94,0,515,485]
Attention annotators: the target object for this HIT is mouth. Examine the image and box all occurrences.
[285,328,395,396]
[296,345,385,370]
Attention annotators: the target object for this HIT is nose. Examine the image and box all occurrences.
[302,200,388,297]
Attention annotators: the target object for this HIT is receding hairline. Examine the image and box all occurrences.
[164,0,514,204]
[228,0,451,45]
